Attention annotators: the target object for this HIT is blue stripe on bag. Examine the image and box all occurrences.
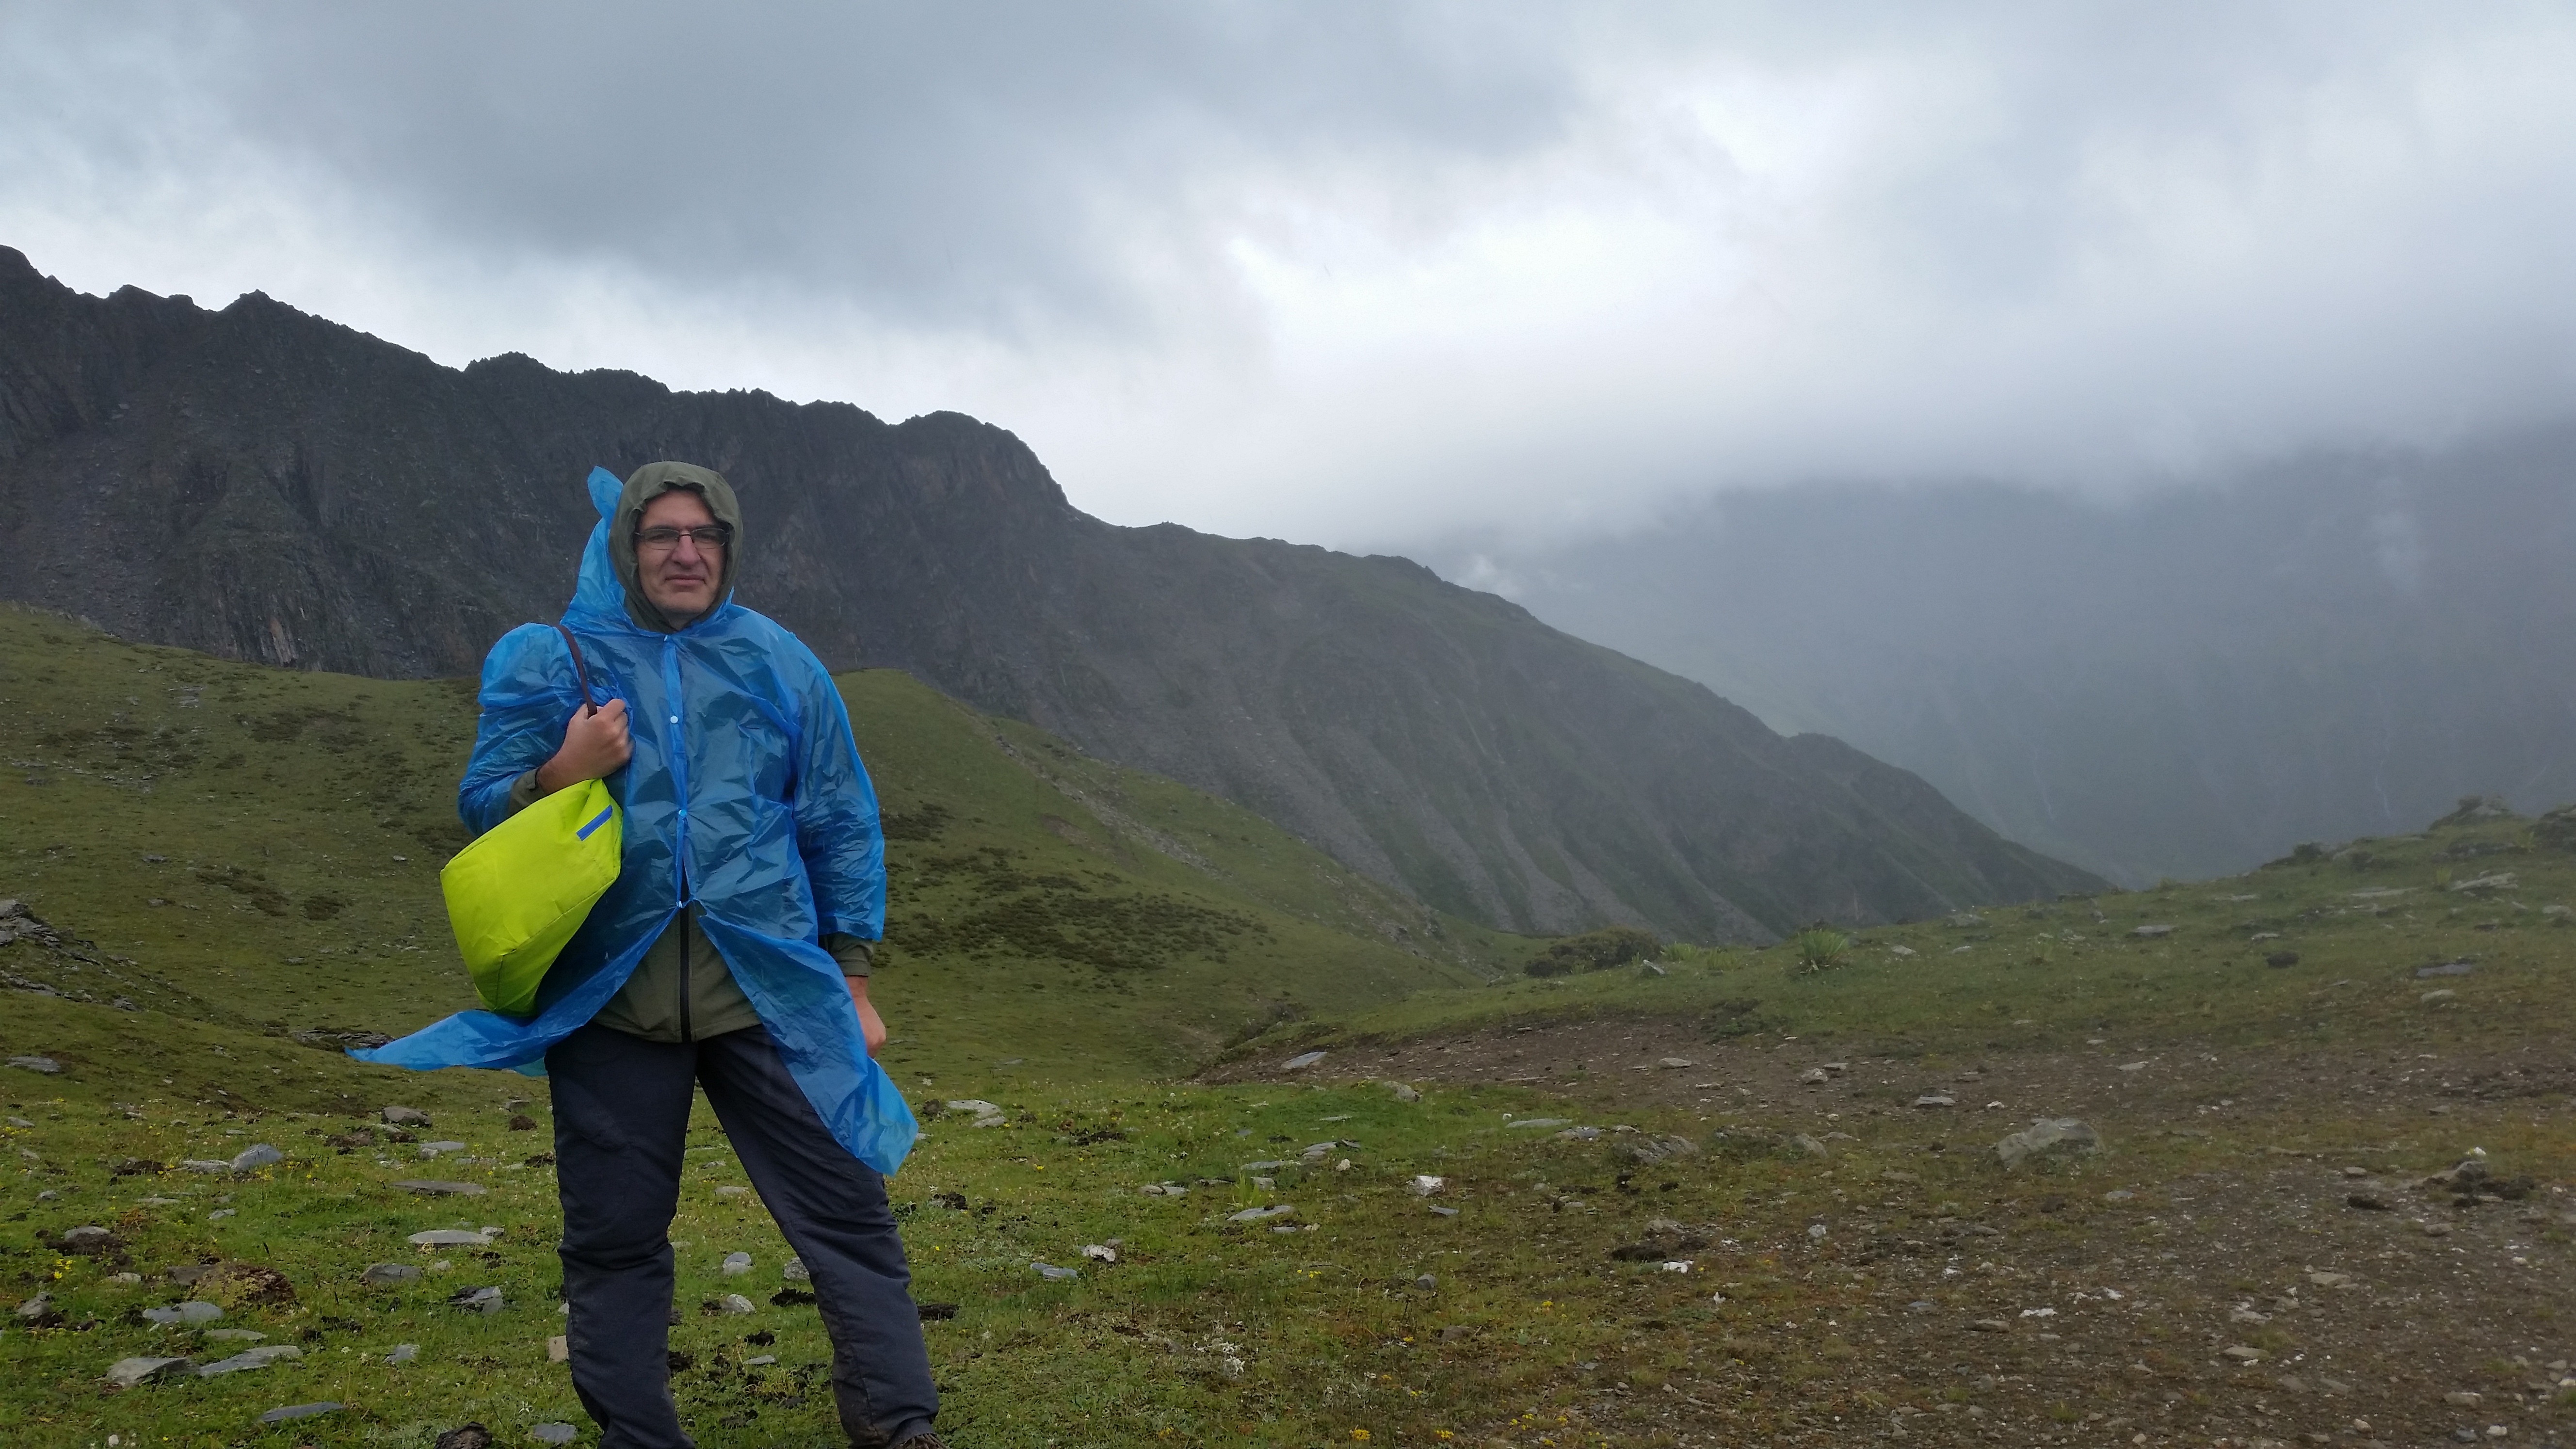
[576,805,614,840]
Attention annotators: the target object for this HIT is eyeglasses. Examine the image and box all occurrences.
[634,524,733,553]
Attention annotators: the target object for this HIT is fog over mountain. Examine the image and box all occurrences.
[1426,428,2576,886]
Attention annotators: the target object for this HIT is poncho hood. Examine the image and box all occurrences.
[610,461,744,632]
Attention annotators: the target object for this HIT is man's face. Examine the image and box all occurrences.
[636,490,725,620]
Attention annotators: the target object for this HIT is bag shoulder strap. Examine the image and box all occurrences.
[551,622,598,711]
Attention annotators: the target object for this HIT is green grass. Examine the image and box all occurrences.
[1231,807,2576,1064]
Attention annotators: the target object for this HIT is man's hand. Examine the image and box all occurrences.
[536,698,631,794]
[847,974,887,1058]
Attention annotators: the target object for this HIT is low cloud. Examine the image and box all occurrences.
[6,3,2574,548]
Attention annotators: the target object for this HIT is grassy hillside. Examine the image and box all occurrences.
[1225,796,2576,1065]
[0,605,1518,1093]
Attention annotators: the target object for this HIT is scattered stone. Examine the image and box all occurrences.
[2421,989,2457,1005]
[721,1252,753,1276]
[57,1224,113,1250]
[711,1292,757,1313]
[943,1099,1007,1127]
[1787,1133,1831,1158]
[2417,960,2478,978]
[1389,1082,1420,1103]
[144,1301,225,1326]
[258,1402,343,1424]
[104,1355,192,1387]
[2421,1221,2453,1238]
[2346,1191,2392,1211]
[1658,1057,1695,1069]
[419,1141,469,1156]
[2446,1390,2484,1407]
[2447,871,2516,894]
[7,1055,62,1074]
[1798,1067,1830,1085]
[409,1229,495,1247]
[1949,912,1984,928]
[1888,944,1916,958]
[2222,1346,2266,1362]
[2266,950,2301,968]
[531,1423,579,1445]
[1282,1050,1328,1070]
[1968,1319,2009,1333]
[1031,1261,1080,1281]
[917,1302,960,1320]
[229,1143,283,1173]
[382,1106,432,1126]
[2132,924,2174,939]
[714,1185,749,1198]
[387,1343,419,1364]
[432,1425,492,1449]
[1228,1205,1296,1224]
[450,1286,503,1313]
[5,1115,31,1127]
[1082,1243,1117,1263]
[1994,1118,2102,1170]
[362,1262,423,1286]
[779,1256,812,1285]
[1555,1126,1602,1141]
[1505,1118,1571,1129]
[547,1335,569,1363]
[1914,1095,1957,1109]
[1410,1175,1446,1196]
[2307,1271,2357,1288]
[180,1159,233,1174]
[204,1328,267,1341]
[208,1208,238,1221]
[2102,1189,2134,1202]
[197,1344,302,1376]
[393,1180,486,1196]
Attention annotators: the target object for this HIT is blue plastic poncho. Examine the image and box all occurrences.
[354,467,918,1175]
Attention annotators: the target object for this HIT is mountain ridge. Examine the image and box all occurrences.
[0,245,2102,938]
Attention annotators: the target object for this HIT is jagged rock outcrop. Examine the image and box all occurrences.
[0,247,2102,937]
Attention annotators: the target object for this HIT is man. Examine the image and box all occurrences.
[361,462,940,1449]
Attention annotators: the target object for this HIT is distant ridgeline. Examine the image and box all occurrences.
[0,247,2100,940]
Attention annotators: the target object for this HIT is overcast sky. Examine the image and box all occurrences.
[6,2,2573,548]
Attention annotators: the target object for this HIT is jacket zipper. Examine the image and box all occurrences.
[664,635,695,1043]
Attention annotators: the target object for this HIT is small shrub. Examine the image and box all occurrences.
[1792,927,1852,972]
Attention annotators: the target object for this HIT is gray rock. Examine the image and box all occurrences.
[721,1252,753,1276]
[419,1141,469,1156]
[1228,1204,1296,1224]
[1283,1050,1328,1070]
[258,1402,344,1424]
[180,1159,233,1174]
[1798,1067,1830,1085]
[382,1106,431,1126]
[1555,1126,1602,1141]
[408,1228,493,1246]
[1787,1133,1831,1158]
[1031,1261,1080,1281]
[393,1179,486,1196]
[2415,960,2476,978]
[1657,1057,1694,1068]
[1239,1159,1290,1172]
[1415,1273,1437,1289]
[6,1054,63,1075]
[104,1355,192,1387]
[386,1343,419,1364]
[450,1286,503,1313]
[203,1328,267,1341]
[5,1115,30,1127]
[1994,1118,2102,1170]
[1081,1243,1117,1263]
[1626,1134,1702,1164]
[712,1292,757,1313]
[531,1425,579,1445]
[14,1291,51,1320]
[2132,924,2174,939]
[1504,1118,1570,1129]
[1913,1095,1957,1109]
[1389,1082,1421,1103]
[197,1344,301,1376]
[782,1256,811,1283]
[1429,1205,1460,1217]
[58,1224,111,1248]
[228,1143,283,1173]
[942,1099,1007,1127]
[144,1301,225,1326]
[361,1262,422,1286]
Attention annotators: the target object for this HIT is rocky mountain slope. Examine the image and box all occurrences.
[0,247,2098,938]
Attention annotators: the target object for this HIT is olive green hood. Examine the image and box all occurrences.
[610,461,743,632]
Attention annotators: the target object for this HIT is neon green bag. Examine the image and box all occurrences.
[440,625,623,1017]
